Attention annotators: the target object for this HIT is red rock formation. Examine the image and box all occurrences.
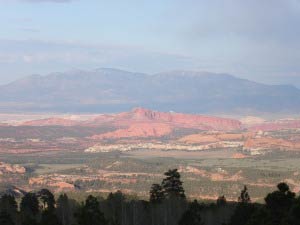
[90,107,242,131]
[20,108,241,140]
[91,123,172,139]
[244,136,300,151]
[0,162,26,174]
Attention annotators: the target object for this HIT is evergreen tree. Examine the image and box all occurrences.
[230,186,256,225]
[57,193,72,225]
[178,200,204,225]
[20,192,39,217]
[40,209,61,225]
[103,191,125,225]
[75,195,107,225]
[21,217,38,225]
[0,211,15,225]
[245,206,270,225]
[288,195,300,225]
[39,189,60,225]
[38,189,55,211]
[238,185,251,203]
[217,195,227,206]
[162,169,185,199]
[264,182,295,225]
[149,184,164,204]
[0,195,18,219]
[229,203,257,225]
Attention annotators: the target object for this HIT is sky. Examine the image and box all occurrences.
[0,0,300,86]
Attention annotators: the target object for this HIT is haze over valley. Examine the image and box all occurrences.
[2,1,300,225]
[2,106,300,201]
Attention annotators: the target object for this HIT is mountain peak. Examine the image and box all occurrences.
[131,107,158,120]
[0,68,300,114]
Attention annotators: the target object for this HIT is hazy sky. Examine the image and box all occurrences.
[0,0,300,86]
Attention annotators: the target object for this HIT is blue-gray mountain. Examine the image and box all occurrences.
[0,68,300,114]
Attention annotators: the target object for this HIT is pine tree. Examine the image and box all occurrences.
[230,186,256,225]
[38,189,55,211]
[217,195,227,206]
[75,195,107,225]
[162,169,185,199]
[238,185,251,203]
[104,191,125,225]
[0,195,18,219]
[40,209,61,225]
[57,193,72,225]
[20,192,39,217]
[0,211,15,225]
[150,184,164,204]
[264,182,295,225]
[178,200,204,225]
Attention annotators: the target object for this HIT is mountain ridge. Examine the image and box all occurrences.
[1,68,300,114]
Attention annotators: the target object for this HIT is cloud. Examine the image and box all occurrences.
[0,39,198,84]
[174,0,298,41]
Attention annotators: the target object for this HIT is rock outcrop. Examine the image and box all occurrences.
[91,123,172,139]
[20,108,242,140]
[0,162,26,175]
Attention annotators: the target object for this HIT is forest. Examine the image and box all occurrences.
[0,168,300,225]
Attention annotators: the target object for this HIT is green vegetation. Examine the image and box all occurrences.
[2,150,300,201]
[1,169,299,225]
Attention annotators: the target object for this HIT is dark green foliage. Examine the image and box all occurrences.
[264,182,295,225]
[57,193,75,225]
[38,189,56,211]
[103,191,125,225]
[2,170,300,225]
[245,206,270,225]
[230,182,298,225]
[178,200,204,225]
[287,196,300,225]
[229,202,257,225]
[238,185,251,203]
[149,184,164,204]
[38,189,59,225]
[0,211,15,225]
[21,217,38,225]
[265,182,295,212]
[162,169,186,199]
[20,192,39,225]
[40,209,61,225]
[75,195,107,225]
[20,192,39,217]
[217,196,227,206]
[229,186,256,225]
[0,195,18,219]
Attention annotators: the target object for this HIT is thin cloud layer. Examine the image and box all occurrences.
[0,0,299,86]
[0,39,198,84]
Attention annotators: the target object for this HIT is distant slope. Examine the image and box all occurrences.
[21,107,242,131]
[1,68,300,114]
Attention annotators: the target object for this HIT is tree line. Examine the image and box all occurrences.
[0,168,300,225]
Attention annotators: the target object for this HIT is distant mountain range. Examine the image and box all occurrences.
[1,68,300,114]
